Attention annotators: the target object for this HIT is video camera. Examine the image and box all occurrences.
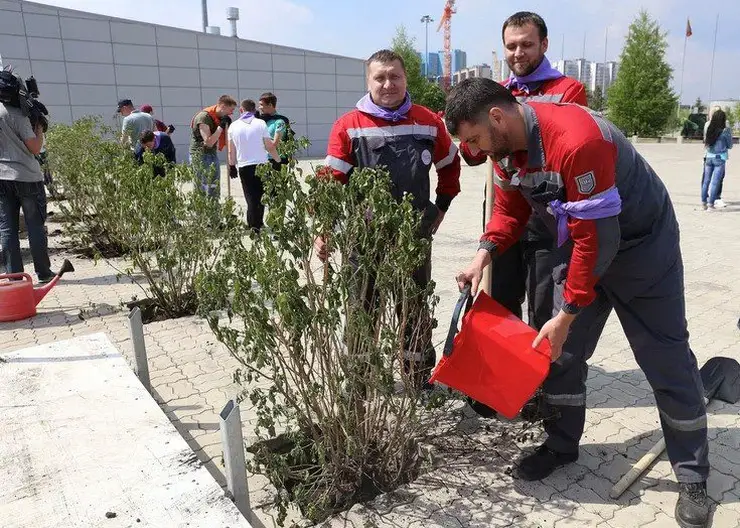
[0,66,49,132]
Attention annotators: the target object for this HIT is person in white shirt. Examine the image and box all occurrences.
[227,99,280,231]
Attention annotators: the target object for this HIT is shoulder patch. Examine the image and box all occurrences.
[575,171,596,194]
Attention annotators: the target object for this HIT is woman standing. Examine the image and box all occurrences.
[702,109,733,210]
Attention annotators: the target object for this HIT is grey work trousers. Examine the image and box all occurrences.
[542,246,709,483]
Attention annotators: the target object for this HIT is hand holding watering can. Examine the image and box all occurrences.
[456,248,573,363]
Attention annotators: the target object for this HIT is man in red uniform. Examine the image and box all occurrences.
[461,12,586,337]
[446,78,709,528]
[317,49,461,388]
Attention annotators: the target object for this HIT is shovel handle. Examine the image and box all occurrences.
[443,284,473,357]
[609,437,666,499]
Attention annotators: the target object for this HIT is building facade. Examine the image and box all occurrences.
[421,52,441,78]
[452,64,492,86]
[0,0,367,158]
[554,59,619,93]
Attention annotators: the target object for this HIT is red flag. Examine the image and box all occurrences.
[686,18,693,38]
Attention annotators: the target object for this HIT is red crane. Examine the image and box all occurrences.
[437,0,456,91]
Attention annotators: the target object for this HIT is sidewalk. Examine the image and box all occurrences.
[3,143,739,528]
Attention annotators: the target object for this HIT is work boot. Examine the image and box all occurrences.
[514,444,578,481]
[675,482,709,528]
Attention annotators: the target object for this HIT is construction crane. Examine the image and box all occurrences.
[436,0,456,91]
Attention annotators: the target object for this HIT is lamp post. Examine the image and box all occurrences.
[421,15,434,78]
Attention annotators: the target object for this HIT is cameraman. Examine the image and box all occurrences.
[0,100,53,282]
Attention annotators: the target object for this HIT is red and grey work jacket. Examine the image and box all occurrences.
[480,102,678,313]
[323,105,461,222]
[459,76,587,240]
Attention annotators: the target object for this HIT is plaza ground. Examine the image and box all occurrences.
[2,143,739,528]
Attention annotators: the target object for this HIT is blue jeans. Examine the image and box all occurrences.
[701,157,726,205]
[190,152,220,199]
[0,180,52,279]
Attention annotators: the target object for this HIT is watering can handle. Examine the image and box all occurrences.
[0,272,33,282]
[443,284,473,357]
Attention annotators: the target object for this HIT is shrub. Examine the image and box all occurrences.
[46,116,243,321]
[45,118,131,256]
[197,160,440,523]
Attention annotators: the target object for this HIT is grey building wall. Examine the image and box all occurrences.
[0,0,367,158]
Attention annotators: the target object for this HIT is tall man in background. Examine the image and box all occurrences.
[189,95,237,199]
[0,96,53,282]
[227,99,280,231]
[258,92,292,170]
[460,12,587,336]
[118,98,154,150]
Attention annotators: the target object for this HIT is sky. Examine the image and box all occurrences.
[33,0,740,104]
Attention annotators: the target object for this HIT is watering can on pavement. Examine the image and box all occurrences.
[0,259,75,322]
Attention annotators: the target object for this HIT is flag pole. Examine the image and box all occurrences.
[707,13,719,105]
[678,32,688,117]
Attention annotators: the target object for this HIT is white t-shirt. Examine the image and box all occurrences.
[228,116,271,167]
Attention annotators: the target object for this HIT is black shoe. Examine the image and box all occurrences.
[675,482,709,528]
[514,444,578,481]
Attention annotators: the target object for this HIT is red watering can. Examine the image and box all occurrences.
[0,259,74,322]
[429,285,552,419]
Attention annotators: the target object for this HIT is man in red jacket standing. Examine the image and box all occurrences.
[461,12,586,340]
[317,49,461,389]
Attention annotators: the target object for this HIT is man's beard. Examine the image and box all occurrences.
[486,123,511,161]
[509,55,544,77]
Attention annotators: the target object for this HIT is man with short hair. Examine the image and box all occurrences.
[318,49,461,389]
[227,99,280,231]
[189,94,237,199]
[135,130,177,177]
[447,77,710,528]
[258,92,291,169]
[118,99,154,149]
[461,12,587,336]
[0,99,53,282]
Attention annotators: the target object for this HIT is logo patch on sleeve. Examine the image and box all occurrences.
[575,171,596,194]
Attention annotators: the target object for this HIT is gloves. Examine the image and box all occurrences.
[219,115,232,128]
[228,165,238,179]
[166,124,175,134]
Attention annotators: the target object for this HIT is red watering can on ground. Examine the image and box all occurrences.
[429,285,552,419]
[0,259,75,322]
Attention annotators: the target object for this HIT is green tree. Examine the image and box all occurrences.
[589,85,606,112]
[391,26,446,111]
[694,97,705,114]
[607,11,677,136]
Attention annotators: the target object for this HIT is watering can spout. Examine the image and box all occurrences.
[33,259,74,305]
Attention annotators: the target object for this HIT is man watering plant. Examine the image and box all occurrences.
[447,78,710,528]
[317,49,461,389]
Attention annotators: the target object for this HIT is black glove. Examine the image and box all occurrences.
[219,115,232,128]
[166,124,175,134]
[228,165,238,179]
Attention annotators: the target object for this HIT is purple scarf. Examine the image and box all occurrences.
[239,111,255,121]
[549,187,622,247]
[356,92,412,122]
[153,131,164,149]
[508,56,563,94]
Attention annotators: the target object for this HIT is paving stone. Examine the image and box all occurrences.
[8,148,740,527]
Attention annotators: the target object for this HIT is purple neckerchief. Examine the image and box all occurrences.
[239,111,255,121]
[549,187,622,247]
[153,131,164,149]
[507,56,563,94]
[356,92,412,122]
